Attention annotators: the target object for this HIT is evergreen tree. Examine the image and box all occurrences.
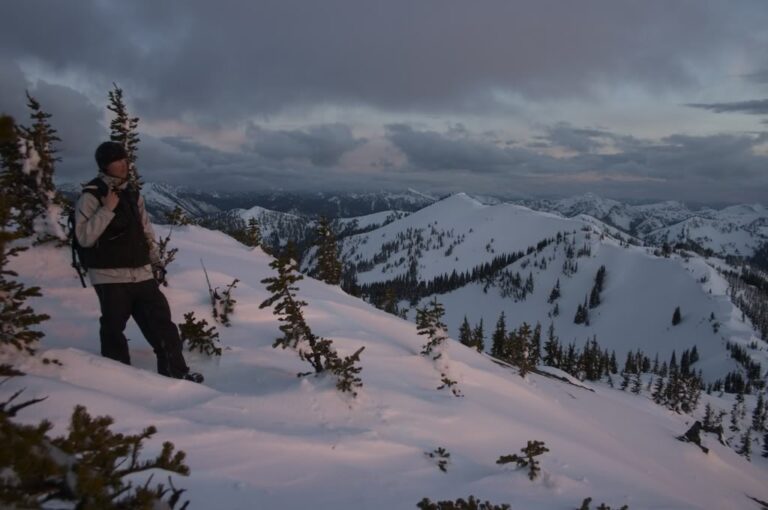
[107,84,142,190]
[245,216,262,247]
[547,279,561,303]
[0,193,50,354]
[574,295,590,325]
[496,440,549,481]
[702,402,715,430]
[528,323,541,368]
[179,311,222,356]
[165,206,192,226]
[737,428,752,460]
[14,94,66,242]
[259,243,364,395]
[730,393,743,432]
[752,392,766,432]
[763,431,768,458]
[458,316,473,347]
[589,266,606,309]
[631,371,643,394]
[509,323,534,377]
[315,216,342,285]
[472,319,485,353]
[542,322,559,367]
[0,114,35,237]
[382,286,399,315]
[416,298,448,360]
[491,311,507,358]
[672,306,682,326]
[0,404,190,509]
[652,376,665,403]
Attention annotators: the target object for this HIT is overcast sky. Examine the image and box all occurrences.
[2,1,767,204]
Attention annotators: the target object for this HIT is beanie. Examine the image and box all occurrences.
[95,141,128,170]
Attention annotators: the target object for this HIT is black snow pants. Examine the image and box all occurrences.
[94,279,189,377]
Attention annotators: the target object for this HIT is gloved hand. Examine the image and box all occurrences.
[153,265,168,286]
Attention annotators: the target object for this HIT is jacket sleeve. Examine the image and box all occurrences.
[74,192,115,248]
[138,195,161,266]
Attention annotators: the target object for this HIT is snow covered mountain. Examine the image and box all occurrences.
[5,220,768,509]
[318,193,766,386]
[519,193,768,260]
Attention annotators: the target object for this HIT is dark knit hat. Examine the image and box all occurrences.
[95,141,128,170]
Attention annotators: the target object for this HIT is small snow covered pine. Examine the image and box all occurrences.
[260,244,363,395]
[417,298,448,360]
[496,440,549,481]
[179,311,222,356]
[0,194,50,354]
[0,404,190,509]
[107,84,142,191]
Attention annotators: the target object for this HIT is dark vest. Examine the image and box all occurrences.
[78,179,151,269]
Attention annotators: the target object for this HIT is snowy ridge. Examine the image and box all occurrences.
[6,226,768,509]
[326,194,765,386]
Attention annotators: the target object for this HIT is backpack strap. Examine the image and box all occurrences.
[81,177,109,203]
[70,178,110,288]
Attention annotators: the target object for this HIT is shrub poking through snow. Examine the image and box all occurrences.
[260,243,364,396]
[437,373,463,397]
[202,260,239,327]
[496,440,549,481]
[179,311,222,356]
[214,279,239,327]
[425,447,451,472]
[416,496,511,510]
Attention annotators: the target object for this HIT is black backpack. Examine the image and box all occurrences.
[68,178,109,287]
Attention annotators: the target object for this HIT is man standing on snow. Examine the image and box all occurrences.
[74,141,203,383]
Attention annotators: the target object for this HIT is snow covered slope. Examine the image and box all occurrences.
[5,224,768,509]
[521,193,768,259]
[335,194,765,384]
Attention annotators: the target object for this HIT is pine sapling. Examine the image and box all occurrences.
[215,279,239,327]
[425,447,451,472]
[417,298,448,360]
[179,312,222,356]
[437,373,463,397]
[496,440,549,481]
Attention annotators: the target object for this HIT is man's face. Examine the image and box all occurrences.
[105,158,129,180]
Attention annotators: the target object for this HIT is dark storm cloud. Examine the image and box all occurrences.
[385,124,518,172]
[540,123,614,153]
[384,123,768,202]
[245,124,365,166]
[2,1,765,122]
[687,99,768,115]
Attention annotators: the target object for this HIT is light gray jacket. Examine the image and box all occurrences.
[74,173,160,285]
